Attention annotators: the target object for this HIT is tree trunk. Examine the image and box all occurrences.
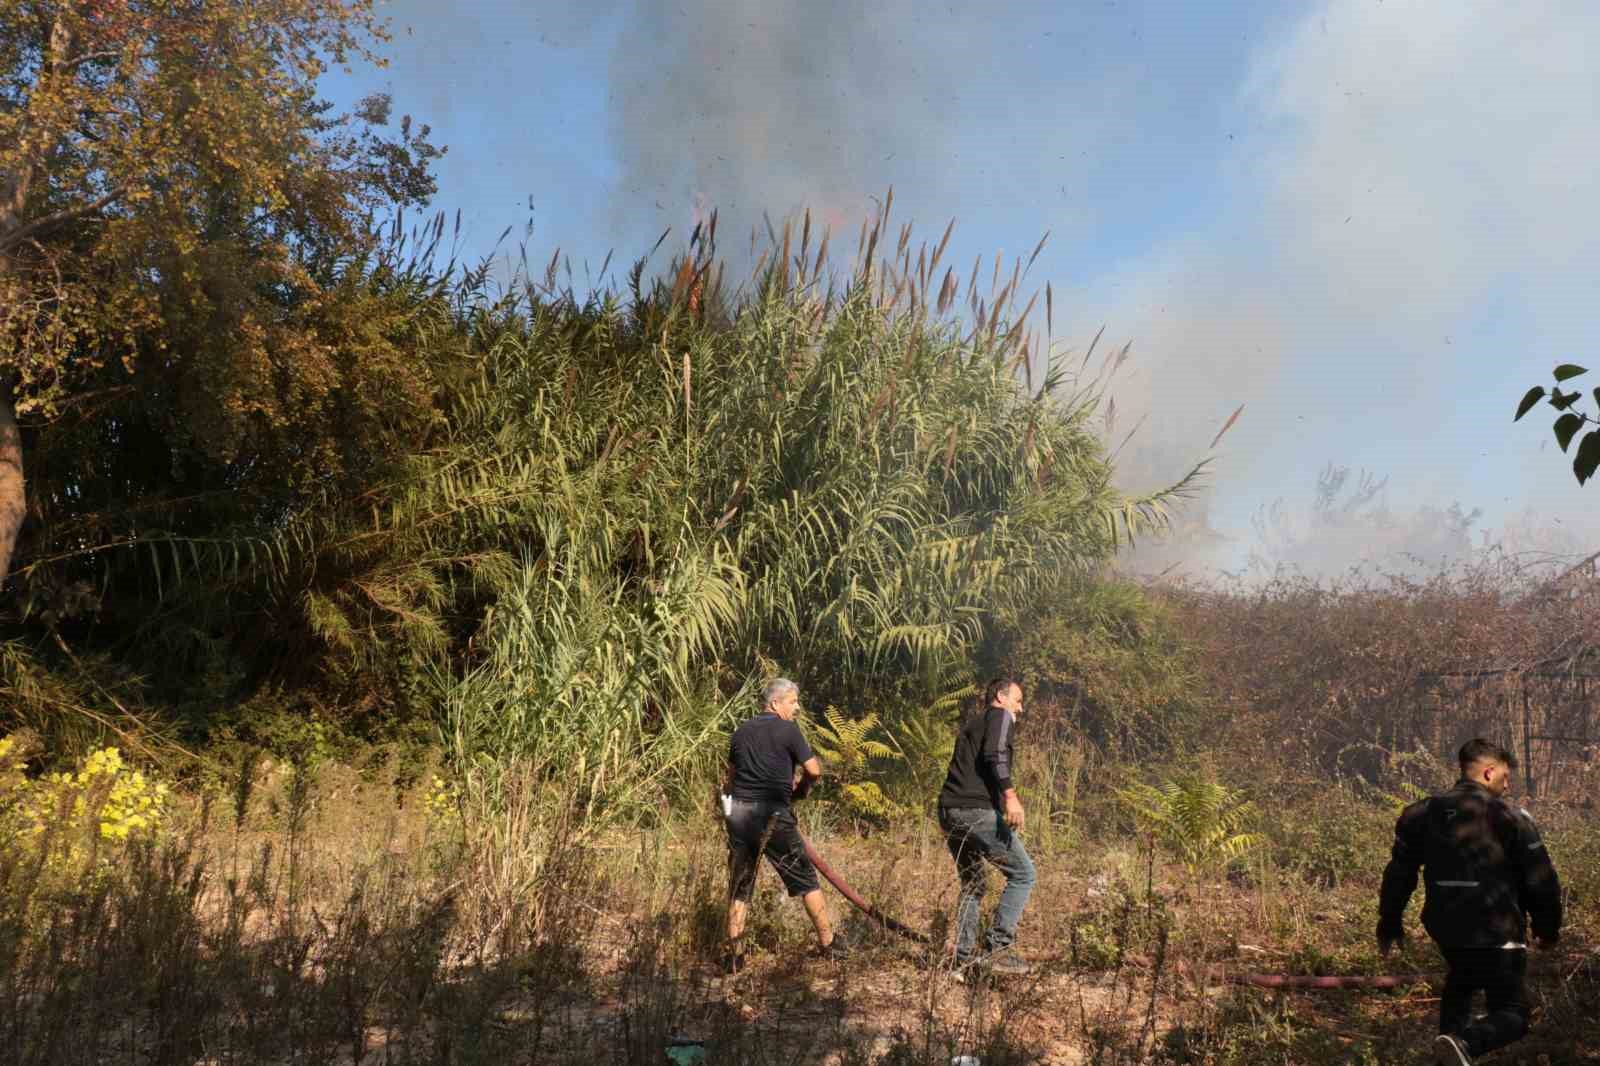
[0,378,22,582]
[0,13,68,584]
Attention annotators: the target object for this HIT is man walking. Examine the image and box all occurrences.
[1377,739,1563,1065]
[720,678,844,972]
[937,677,1036,977]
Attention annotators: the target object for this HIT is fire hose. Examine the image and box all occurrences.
[799,832,930,944]
[792,845,1467,985]
[800,832,1600,985]
[1219,973,1428,989]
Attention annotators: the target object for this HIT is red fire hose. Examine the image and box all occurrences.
[1175,952,1596,989]
[800,833,930,944]
[1224,973,1429,989]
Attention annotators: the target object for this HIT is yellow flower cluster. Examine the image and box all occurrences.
[0,734,28,812]
[0,736,170,850]
[423,774,459,824]
[73,746,171,841]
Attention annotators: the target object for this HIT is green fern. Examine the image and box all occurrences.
[810,707,897,777]
[809,707,905,824]
[1119,773,1263,873]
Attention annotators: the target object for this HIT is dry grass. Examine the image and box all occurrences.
[0,750,1596,1065]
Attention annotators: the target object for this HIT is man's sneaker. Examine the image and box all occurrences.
[818,935,852,961]
[1433,1034,1473,1066]
[718,946,745,975]
[982,948,1032,976]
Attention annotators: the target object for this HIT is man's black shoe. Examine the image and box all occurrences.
[719,946,745,975]
[1432,1034,1472,1066]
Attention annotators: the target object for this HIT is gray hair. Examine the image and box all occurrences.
[762,677,799,707]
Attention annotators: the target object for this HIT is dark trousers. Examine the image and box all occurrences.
[1439,948,1530,1057]
[725,800,819,899]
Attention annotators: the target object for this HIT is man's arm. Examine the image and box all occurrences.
[792,756,823,800]
[716,760,734,815]
[980,708,1023,829]
[786,719,822,800]
[1512,807,1563,946]
[1376,800,1426,953]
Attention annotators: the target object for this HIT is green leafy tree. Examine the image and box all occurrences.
[1515,364,1600,485]
[0,0,443,582]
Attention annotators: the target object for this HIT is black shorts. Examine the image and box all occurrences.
[725,800,819,899]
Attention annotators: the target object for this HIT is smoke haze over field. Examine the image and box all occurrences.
[1069,1,1600,577]
[342,0,1600,578]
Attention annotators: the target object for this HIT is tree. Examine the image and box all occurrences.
[1515,364,1600,486]
[0,0,442,581]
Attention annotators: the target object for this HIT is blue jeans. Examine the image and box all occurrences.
[939,806,1037,960]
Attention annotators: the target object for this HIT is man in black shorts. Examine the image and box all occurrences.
[1378,738,1563,1065]
[719,678,844,969]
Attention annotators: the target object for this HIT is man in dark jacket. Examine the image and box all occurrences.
[1377,739,1563,1065]
[936,677,1036,976]
[718,678,843,971]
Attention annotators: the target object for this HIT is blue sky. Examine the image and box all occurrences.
[324,0,1600,574]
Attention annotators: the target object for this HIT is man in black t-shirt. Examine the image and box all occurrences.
[936,676,1035,976]
[718,678,843,970]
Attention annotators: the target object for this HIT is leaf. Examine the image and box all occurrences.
[1554,413,1584,452]
[1514,386,1546,421]
[1575,430,1600,485]
[1554,364,1589,382]
[1551,389,1582,412]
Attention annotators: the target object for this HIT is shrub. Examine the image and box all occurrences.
[807,706,907,826]
[0,735,170,874]
[1119,772,1262,874]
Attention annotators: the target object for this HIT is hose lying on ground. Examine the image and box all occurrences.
[1224,973,1429,989]
[800,834,931,944]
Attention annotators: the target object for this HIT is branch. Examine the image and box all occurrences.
[0,184,129,254]
[61,49,123,72]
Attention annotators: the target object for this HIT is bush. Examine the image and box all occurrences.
[1119,771,1262,874]
[1260,781,1393,889]
[991,577,1205,757]
[0,734,171,876]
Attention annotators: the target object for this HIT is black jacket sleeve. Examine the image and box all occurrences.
[1511,807,1563,942]
[1377,798,1427,940]
[980,708,1014,794]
